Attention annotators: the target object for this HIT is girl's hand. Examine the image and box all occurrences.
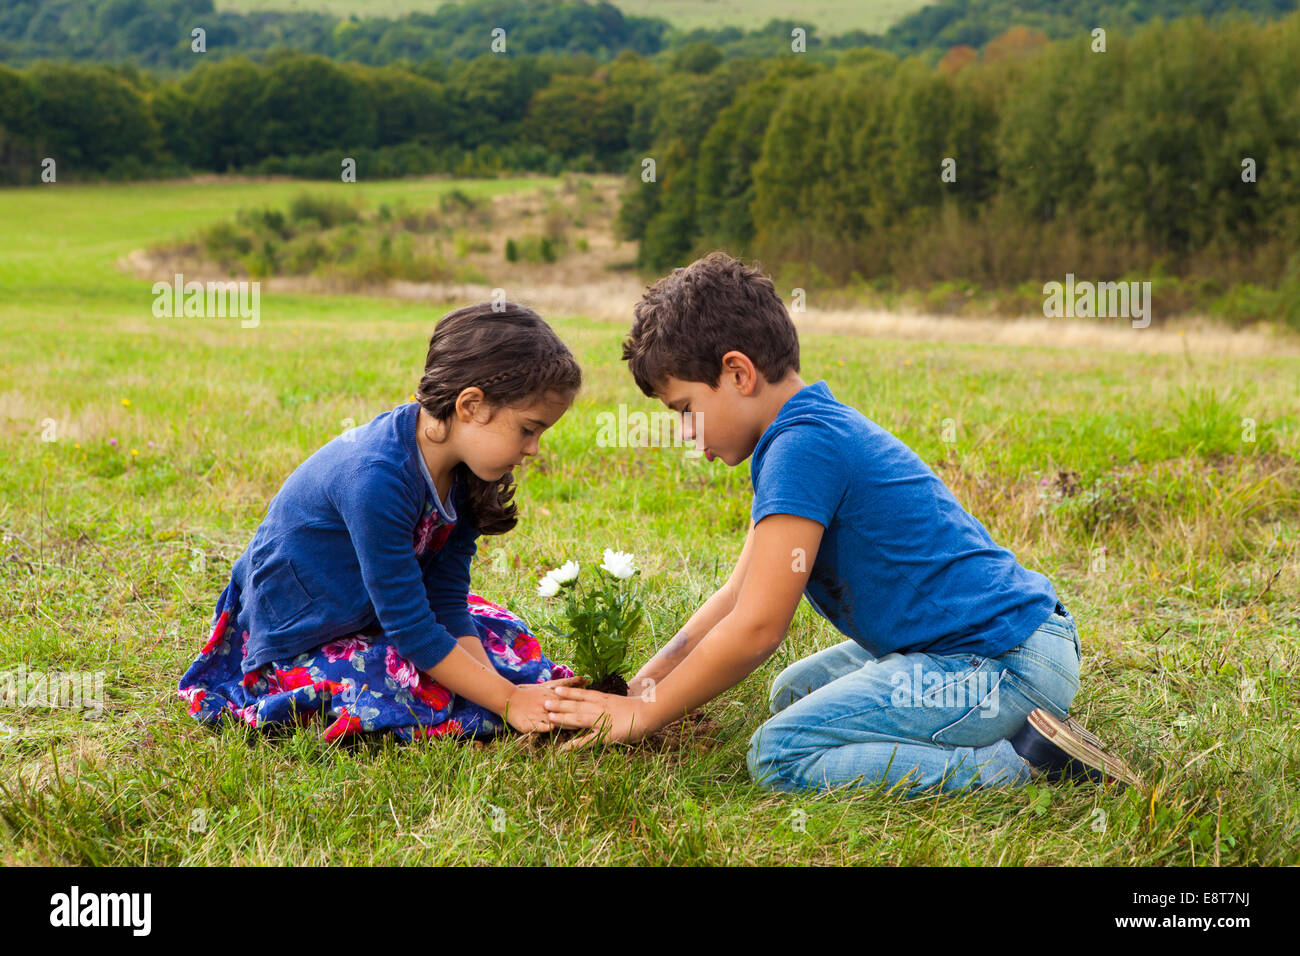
[503,677,584,734]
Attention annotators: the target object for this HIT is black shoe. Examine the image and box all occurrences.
[1010,709,1144,789]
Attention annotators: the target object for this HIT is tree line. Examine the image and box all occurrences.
[2,0,1294,70]
[0,49,664,181]
[0,0,867,70]
[620,13,1300,325]
[3,5,1299,323]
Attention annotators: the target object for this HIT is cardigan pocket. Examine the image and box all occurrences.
[254,557,317,631]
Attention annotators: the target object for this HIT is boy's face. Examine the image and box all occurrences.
[657,370,763,467]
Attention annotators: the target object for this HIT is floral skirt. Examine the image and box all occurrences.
[177,592,573,742]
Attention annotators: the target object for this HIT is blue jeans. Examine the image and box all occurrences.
[747,604,1082,798]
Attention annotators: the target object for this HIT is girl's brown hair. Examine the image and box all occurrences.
[416,302,581,535]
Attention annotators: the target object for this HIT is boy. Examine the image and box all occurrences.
[544,252,1141,796]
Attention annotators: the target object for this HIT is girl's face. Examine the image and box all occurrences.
[457,388,572,480]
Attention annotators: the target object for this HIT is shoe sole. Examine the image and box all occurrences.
[1062,714,1107,751]
[1028,709,1144,789]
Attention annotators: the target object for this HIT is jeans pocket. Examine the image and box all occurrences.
[1045,616,1083,665]
[929,660,1025,747]
[998,664,1076,723]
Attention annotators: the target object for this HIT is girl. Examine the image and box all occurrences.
[178,302,582,742]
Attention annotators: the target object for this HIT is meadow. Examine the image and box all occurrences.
[213,0,932,37]
[0,176,1297,865]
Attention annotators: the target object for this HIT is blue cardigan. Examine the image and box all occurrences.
[228,401,478,675]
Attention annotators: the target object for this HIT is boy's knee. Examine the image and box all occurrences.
[768,677,797,716]
[746,725,776,787]
[767,657,810,715]
[746,720,797,791]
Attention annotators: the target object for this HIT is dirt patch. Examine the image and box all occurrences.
[118,175,649,323]
[506,707,724,753]
[638,708,725,753]
[586,674,629,696]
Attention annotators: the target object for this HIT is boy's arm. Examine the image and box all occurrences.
[546,514,823,743]
[628,519,758,695]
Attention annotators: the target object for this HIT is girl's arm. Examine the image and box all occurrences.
[457,634,494,669]
[425,646,517,717]
[425,644,577,732]
[628,519,758,696]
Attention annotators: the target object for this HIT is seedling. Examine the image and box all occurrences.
[537,549,643,695]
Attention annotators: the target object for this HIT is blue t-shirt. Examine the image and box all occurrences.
[749,380,1058,659]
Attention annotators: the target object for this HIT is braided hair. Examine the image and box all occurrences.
[415,302,582,535]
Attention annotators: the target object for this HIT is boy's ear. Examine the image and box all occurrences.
[720,350,759,396]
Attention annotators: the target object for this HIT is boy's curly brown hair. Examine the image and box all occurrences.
[621,251,800,397]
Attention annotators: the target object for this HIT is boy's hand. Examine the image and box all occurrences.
[625,675,656,700]
[503,677,584,734]
[544,686,653,748]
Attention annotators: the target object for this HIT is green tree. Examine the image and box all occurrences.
[522,72,634,160]
[24,62,161,172]
[258,53,377,157]
[354,65,453,148]
[173,57,268,170]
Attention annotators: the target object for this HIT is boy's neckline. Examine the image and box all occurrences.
[772,379,829,419]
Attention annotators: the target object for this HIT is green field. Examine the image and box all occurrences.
[1,176,1298,865]
[214,0,932,38]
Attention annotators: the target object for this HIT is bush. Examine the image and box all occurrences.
[453,233,491,257]
[288,193,359,229]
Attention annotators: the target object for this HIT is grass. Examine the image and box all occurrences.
[1,176,1298,865]
[213,0,932,38]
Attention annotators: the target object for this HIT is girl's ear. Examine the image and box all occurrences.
[455,386,486,423]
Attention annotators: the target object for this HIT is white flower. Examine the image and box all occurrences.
[536,575,561,598]
[600,548,637,579]
[549,560,580,584]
